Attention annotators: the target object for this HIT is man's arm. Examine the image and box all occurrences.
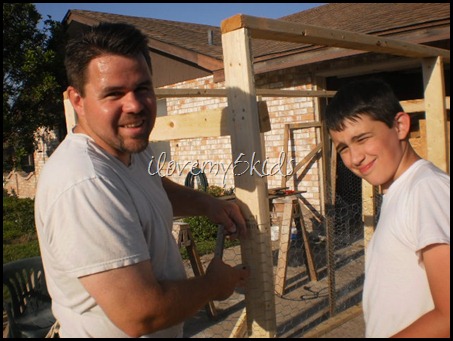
[391,243,450,338]
[79,258,248,337]
[161,177,247,238]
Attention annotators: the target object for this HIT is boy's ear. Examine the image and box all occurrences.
[394,111,411,140]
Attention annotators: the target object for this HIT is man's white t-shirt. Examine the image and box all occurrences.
[35,132,187,338]
[363,159,450,338]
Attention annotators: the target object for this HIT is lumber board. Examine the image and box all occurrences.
[173,222,218,319]
[229,308,248,338]
[314,82,328,219]
[319,96,337,317]
[274,199,293,296]
[63,92,270,142]
[301,303,363,338]
[400,97,450,113]
[221,14,450,62]
[362,181,375,251]
[293,143,322,176]
[222,27,277,338]
[149,101,270,141]
[280,123,323,188]
[155,88,335,98]
[289,121,322,129]
[422,57,449,173]
[280,124,290,188]
[275,198,318,296]
[297,198,318,282]
[63,92,77,133]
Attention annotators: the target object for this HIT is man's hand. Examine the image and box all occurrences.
[162,177,247,238]
[205,257,250,301]
[205,198,247,239]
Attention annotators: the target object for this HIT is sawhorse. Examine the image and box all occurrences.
[172,222,218,319]
[275,197,318,296]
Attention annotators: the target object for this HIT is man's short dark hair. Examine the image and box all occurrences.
[64,22,151,96]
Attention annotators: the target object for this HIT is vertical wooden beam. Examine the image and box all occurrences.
[222,27,276,337]
[174,222,218,319]
[296,198,318,282]
[422,57,449,174]
[319,83,337,317]
[362,180,375,251]
[280,124,290,188]
[275,199,294,296]
[314,77,327,218]
[63,91,77,133]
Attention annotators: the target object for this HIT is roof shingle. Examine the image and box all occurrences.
[65,3,450,64]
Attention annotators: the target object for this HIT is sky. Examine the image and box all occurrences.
[34,3,325,27]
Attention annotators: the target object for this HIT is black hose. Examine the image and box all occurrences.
[184,167,208,192]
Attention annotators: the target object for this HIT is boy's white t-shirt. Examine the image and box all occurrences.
[35,132,186,338]
[363,159,450,338]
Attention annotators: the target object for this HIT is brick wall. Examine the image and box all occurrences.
[20,68,323,212]
[157,66,322,213]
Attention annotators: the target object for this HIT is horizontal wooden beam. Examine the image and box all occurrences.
[155,88,226,98]
[149,101,270,141]
[400,97,450,113]
[221,14,450,62]
[289,121,322,130]
[258,89,335,98]
[155,88,335,98]
[65,92,450,144]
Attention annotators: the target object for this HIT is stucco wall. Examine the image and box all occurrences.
[3,128,59,199]
[3,171,37,199]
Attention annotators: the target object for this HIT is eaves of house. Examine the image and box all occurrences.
[64,3,450,85]
[64,9,225,86]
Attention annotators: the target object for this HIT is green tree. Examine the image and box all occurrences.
[3,3,67,171]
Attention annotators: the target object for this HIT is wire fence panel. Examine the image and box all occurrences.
[180,170,374,337]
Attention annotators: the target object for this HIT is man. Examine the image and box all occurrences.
[325,78,450,338]
[35,22,249,338]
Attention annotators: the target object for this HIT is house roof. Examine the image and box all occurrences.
[64,3,450,73]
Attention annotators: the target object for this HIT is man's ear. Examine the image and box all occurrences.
[394,111,411,140]
[67,86,84,118]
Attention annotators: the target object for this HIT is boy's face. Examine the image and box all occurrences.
[329,113,410,192]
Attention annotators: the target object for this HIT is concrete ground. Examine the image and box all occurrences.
[302,303,365,338]
[321,313,365,338]
[182,240,366,338]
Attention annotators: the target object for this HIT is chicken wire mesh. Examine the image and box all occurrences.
[177,162,380,338]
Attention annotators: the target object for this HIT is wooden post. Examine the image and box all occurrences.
[422,57,449,174]
[314,78,327,219]
[173,222,217,319]
[362,180,375,251]
[297,198,318,282]
[63,91,77,133]
[222,27,276,337]
[280,124,290,188]
[275,199,294,296]
[319,86,337,317]
[275,198,318,296]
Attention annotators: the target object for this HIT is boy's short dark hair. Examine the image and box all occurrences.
[64,22,151,96]
[325,78,404,131]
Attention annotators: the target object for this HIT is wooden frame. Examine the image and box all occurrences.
[63,13,449,338]
[220,14,449,337]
